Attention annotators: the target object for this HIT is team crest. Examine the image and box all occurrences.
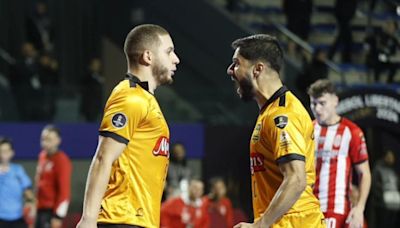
[274,115,288,129]
[112,113,127,128]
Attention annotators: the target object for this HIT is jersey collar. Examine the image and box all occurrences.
[260,86,289,113]
[125,73,149,92]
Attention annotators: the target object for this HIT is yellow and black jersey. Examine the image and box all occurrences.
[98,74,170,228]
[250,86,321,221]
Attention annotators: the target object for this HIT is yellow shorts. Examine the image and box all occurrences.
[271,208,326,228]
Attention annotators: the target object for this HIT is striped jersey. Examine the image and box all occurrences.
[313,118,368,215]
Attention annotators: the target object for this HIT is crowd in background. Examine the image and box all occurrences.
[0,1,104,122]
[0,1,398,122]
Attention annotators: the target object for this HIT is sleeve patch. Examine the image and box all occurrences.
[111,113,127,128]
[274,115,288,129]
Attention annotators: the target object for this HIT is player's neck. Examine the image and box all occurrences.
[46,148,59,156]
[128,68,157,94]
[322,114,341,126]
[255,75,283,110]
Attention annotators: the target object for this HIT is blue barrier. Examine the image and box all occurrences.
[0,123,204,159]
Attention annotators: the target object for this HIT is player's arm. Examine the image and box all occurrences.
[76,136,127,228]
[354,161,371,210]
[346,127,371,227]
[234,159,306,228]
[346,161,371,227]
[259,159,307,227]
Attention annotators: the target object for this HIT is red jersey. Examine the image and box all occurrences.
[161,196,209,228]
[202,196,233,228]
[36,151,72,218]
[313,118,368,215]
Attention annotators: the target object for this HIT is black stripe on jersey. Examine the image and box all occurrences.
[125,73,149,91]
[99,131,129,145]
[129,79,137,88]
[279,94,286,107]
[276,153,305,164]
[260,86,289,112]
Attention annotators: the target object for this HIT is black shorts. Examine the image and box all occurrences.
[0,218,27,228]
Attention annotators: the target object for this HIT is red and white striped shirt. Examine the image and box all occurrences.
[313,118,368,215]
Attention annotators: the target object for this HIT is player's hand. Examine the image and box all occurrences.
[76,217,97,228]
[51,217,63,228]
[346,206,364,228]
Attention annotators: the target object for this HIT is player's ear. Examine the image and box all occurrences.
[253,62,264,78]
[140,50,152,66]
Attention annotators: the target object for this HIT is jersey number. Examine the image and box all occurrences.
[325,217,336,228]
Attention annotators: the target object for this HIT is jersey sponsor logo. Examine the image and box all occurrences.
[152,136,170,157]
[274,115,288,129]
[250,152,265,175]
[111,113,127,128]
[316,149,339,161]
[252,124,262,142]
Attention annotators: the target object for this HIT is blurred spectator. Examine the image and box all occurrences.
[35,125,72,228]
[161,179,209,228]
[26,1,54,52]
[371,150,400,228]
[0,137,35,228]
[365,20,399,83]
[10,42,40,121]
[283,0,313,41]
[203,177,233,228]
[38,53,59,120]
[80,58,104,122]
[9,43,59,121]
[0,72,19,121]
[297,48,329,94]
[166,143,192,198]
[328,0,357,63]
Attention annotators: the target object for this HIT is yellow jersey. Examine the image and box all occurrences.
[250,86,321,221]
[97,74,170,228]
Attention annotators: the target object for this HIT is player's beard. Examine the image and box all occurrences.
[152,58,172,86]
[238,75,255,102]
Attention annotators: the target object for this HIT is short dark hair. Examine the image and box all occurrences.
[231,34,284,73]
[0,137,13,150]
[42,124,61,137]
[124,24,169,68]
[307,79,336,98]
